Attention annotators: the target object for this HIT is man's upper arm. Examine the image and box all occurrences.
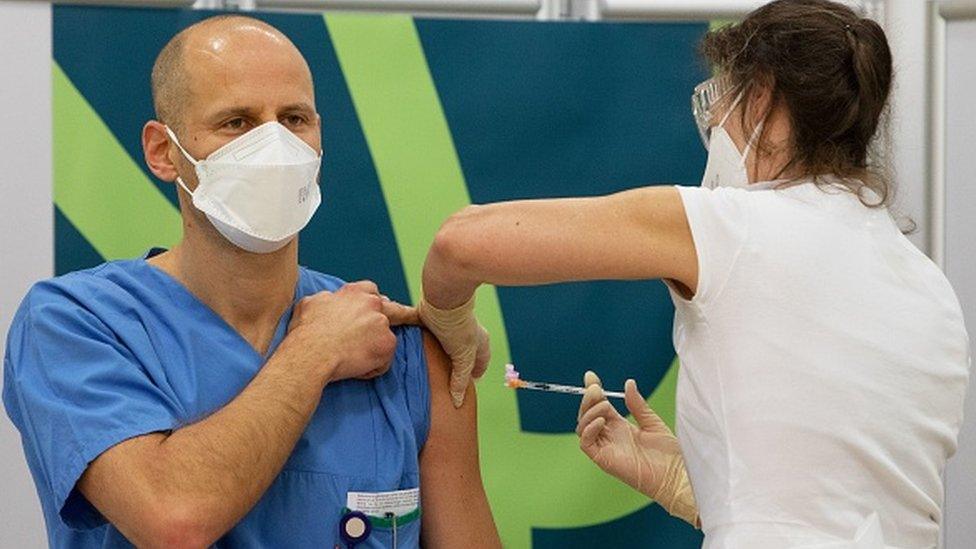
[419,331,500,548]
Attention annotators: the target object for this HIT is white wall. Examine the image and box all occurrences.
[942,16,976,549]
[0,2,54,547]
[885,0,931,251]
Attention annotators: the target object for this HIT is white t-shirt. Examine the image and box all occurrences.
[671,180,971,549]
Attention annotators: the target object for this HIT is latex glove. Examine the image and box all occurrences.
[576,371,700,528]
[417,294,491,408]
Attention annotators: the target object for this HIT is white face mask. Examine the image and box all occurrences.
[166,121,322,253]
[701,91,764,190]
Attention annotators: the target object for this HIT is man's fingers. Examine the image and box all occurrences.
[579,416,607,452]
[575,400,617,436]
[308,289,334,300]
[382,301,420,326]
[356,366,388,380]
[290,297,306,319]
[345,280,380,295]
[577,383,607,421]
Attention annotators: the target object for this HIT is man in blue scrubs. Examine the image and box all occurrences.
[3,15,499,548]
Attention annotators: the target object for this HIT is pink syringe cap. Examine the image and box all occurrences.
[504,363,521,387]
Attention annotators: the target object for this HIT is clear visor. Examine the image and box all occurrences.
[691,75,734,148]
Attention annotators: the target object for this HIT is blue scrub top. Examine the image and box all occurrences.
[3,250,430,548]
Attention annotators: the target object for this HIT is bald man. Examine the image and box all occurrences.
[2,15,499,548]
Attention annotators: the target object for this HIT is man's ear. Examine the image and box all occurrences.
[143,120,179,183]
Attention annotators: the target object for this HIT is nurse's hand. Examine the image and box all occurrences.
[286,281,401,383]
[417,294,491,408]
[576,372,701,528]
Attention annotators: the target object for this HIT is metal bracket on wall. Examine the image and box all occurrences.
[537,0,569,20]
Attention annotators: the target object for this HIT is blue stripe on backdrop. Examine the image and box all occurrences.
[535,499,703,547]
[54,206,103,275]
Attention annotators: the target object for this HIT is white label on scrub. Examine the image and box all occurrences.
[346,488,420,518]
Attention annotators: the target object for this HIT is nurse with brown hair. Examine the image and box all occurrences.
[418,1,971,547]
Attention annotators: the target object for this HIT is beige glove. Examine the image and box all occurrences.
[576,371,701,528]
[417,294,490,408]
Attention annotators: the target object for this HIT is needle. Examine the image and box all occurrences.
[503,363,626,399]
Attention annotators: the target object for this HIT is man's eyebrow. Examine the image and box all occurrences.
[279,103,316,114]
[207,106,259,122]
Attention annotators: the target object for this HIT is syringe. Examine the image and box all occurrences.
[504,363,626,399]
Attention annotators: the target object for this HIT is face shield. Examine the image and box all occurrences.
[691,75,735,149]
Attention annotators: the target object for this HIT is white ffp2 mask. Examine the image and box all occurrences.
[701,91,763,190]
[166,121,322,253]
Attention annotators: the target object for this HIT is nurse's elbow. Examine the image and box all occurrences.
[431,206,481,272]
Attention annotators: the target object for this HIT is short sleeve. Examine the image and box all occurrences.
[674,185,752,306]
[392,326,431,450]
[2,282,180,530]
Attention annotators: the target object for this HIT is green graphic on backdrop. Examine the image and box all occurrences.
[325,14,682,547]
[53,63,181,259]
[52,6,707,547]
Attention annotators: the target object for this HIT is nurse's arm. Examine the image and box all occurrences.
[423,186,697,308]
[419,331,502,548]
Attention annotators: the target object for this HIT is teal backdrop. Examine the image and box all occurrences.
[52,6,708,547]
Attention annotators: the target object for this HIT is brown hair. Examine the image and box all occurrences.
[700,0,893,207]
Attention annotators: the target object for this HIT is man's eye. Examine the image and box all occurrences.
[284,115,307,127]
[224,118,246,130]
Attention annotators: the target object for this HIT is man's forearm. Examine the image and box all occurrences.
[161,339,327,533]
[82,337,331,547]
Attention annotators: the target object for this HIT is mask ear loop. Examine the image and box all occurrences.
[717,89,743,129]
[164,126,200,197]
[740,119,765,171]
[717,91,766,170]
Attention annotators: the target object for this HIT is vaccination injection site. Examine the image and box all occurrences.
[2,0,976,547]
